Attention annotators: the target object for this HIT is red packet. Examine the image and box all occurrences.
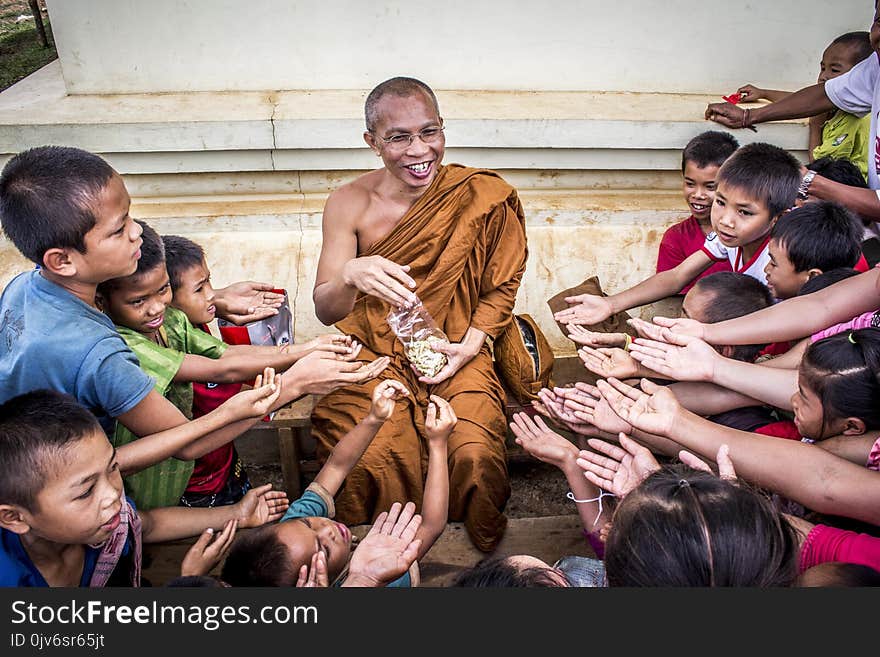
[722,93,743,104]
[217,288,292,421]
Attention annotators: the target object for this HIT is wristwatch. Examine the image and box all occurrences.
[797,169,817,200]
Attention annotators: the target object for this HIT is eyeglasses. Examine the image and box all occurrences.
[375,126,445,151]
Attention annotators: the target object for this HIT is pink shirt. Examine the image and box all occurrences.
[799,523,880,573]
[656,215,732,294]
[810,310,880,343]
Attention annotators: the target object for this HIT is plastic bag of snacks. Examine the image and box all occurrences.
[387,299,449,378]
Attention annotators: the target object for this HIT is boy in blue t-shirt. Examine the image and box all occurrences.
[0,390,289,587]
[0,146,388,478]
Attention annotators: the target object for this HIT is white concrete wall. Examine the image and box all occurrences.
[47,0,870,95]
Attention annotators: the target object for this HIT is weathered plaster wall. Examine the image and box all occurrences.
[46,0,870,95]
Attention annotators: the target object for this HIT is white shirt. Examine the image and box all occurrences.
[824,54,880,237]
[700,232,771,285]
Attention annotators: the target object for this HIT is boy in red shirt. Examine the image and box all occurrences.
[655,131,739,294]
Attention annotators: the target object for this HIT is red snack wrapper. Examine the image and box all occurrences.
[722,93,743,104]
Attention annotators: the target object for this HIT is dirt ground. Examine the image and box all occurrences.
[248,455,573,520]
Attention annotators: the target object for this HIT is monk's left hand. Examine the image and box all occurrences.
[416,340,477,385]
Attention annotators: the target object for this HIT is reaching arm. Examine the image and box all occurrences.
[668,381,763,415]
[414,395,454,559]
[599,377,880,526]
[692,268,880,346]
[140,483,289,542]
[817,432,880,466]
[555,251,712,326]
[706,83,835,128]
[312,380,408,498]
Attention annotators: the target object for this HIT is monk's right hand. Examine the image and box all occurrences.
[342,256,418,308]
[284,350,391,396]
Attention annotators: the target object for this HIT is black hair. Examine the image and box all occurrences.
[716,142,801,217]
[451,555,570,587]
[771,201,862,273]
[796,562,880,587]
[830,31,873,65]
[797,267,861,296]
[0,390,103,510]
[161,234,206,292]
[691,272,774,362]
[808,156,868,189]
[96,220,165,296]
[799,328,880,437]
[221,525,299,587]
[681,131,739,172]
[364,77,440,133]
[165,575,229,588]
[605,464,798,587]
[0,145,117,265]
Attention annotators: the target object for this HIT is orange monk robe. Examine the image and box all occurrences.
[311,164,528,552]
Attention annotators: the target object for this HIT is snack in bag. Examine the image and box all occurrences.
[387,299,449,378]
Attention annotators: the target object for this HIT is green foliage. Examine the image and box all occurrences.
[0,13,57,92]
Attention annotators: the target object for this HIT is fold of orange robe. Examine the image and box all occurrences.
[312,164,528,552]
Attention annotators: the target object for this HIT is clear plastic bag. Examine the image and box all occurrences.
[387,299,449,378]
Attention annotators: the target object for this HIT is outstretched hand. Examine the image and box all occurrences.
[227,367,282,419]
[213,281,284,325]
[628,330,718,382]
[344,502,423,587]
[678,444,737,480]
[567,324,628,348]
[509,412,576,469]
[557,382,633,436]
[576,432,661,498]
[579,346,641,380]
[595,377,681,437]
[235,483,290,528]
[553,294,614,326]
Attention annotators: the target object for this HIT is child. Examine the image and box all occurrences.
[160,233,350,508]
[0,389,289,587]
[96,221,352,509]
[736,32,873,180]
[655,131,738,294]
[554,143,801,327]
[763,200,864,300]
[0,145,388,478]
[221,380,455,587]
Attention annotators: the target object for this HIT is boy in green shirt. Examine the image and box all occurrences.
[97,221,354,509]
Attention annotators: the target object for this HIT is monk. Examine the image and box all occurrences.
[311,77,528,552]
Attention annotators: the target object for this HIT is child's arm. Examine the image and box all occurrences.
[510,412,613,533]
[667,381,763,416]
[758,339,808,369]
[647,268,880,346]
[554,251,713,326]
[140,483,289,543]
[414,395,454,559]
[115,369,282,474]
[567,324,629,349]
[212,281,284,326]
[312,380,409,498]
[629,331,797,410]
[598,377,880,526]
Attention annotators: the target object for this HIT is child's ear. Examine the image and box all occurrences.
[806,268,823,280]
[94,291,107,312]
[842,417,866,436]
[0,505,32,535]
[41,247,77,277]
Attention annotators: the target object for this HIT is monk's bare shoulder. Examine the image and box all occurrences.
[323,170,384,228]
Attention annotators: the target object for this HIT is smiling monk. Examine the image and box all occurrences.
[311,77,528,552]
